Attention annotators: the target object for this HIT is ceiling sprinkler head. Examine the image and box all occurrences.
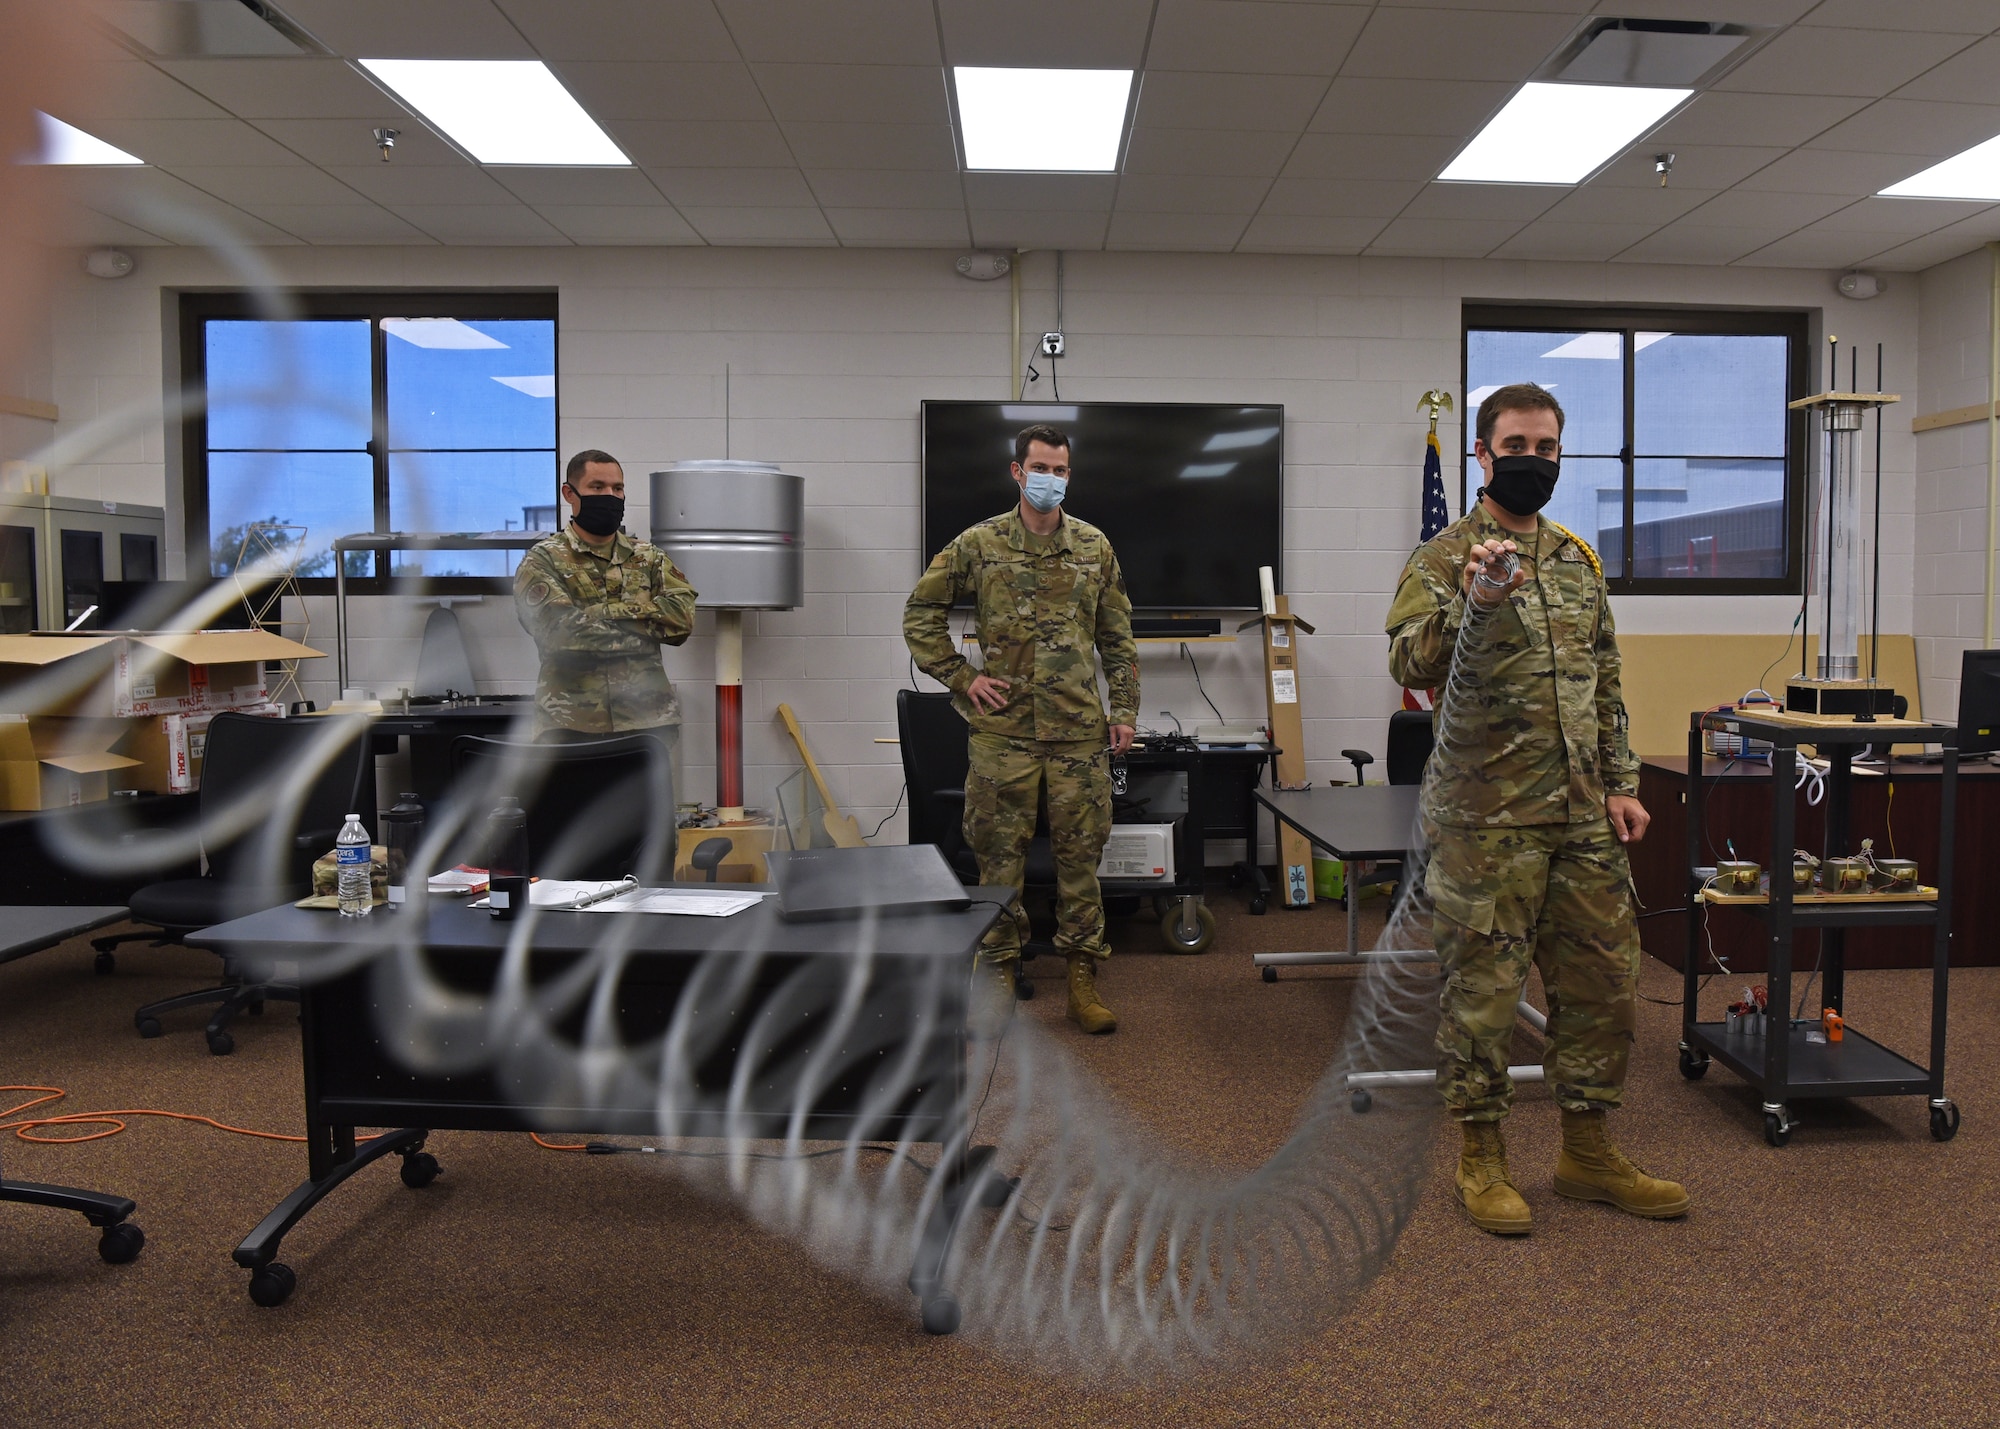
[373,126,400,162]
[1654,152,1676,187]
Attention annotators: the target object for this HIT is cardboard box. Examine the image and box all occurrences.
[0,715,141,810]
[0,630,322,720]
[116,703,284,794]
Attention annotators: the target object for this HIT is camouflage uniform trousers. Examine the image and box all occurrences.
[964,732,1113,968]
[1425,815,1640,1122]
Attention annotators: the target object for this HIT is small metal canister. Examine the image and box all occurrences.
[1873,858,1920,892]
[1823,857,1868,893]
[1717,860,1761,894]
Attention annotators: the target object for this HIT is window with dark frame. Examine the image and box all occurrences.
[1461,305,1809,595]
[180,291,559,591]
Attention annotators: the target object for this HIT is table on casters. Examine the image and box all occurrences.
[1,906,146,1263]
[1678,710,1961,1146]
[193,891,1004,1332]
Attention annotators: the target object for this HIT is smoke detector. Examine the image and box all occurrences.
[83,248,134,279]
[955,252,1010,281]
[1837,271,1883,300]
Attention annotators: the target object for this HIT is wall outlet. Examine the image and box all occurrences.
[1040,331,1065,356]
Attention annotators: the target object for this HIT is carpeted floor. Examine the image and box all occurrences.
[3,889,1995,1428]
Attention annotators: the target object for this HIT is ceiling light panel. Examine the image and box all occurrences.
[1880,132,2000,200]
[359,60,629,166]
[27,113,144,165]
[953,67,1132,172]
[1439,82,1689,186]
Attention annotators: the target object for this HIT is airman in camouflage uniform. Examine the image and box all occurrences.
[515,451,698,742]
[1387,384,1687,1234]
[904,424,1140,1035]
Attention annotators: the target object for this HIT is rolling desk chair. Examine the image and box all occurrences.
[1337,709,1436,902]
[896,689,1051,999]
[95,711,370,1056]
[449,732,677,882]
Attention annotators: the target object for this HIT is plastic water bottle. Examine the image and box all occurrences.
[336,812,373,918]
[485,796,529,922]
[383,792,426,912]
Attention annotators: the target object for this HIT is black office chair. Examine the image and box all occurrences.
[1336,709,1436,903]
[448,732,677,883]
[94,711,371,1055]
[1,1146,144,1265]
[896,689,1052,998]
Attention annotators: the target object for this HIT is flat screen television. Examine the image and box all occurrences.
[921,401,1283,612]
[1960,649,2000,756]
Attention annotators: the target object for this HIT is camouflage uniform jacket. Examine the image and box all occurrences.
[904,508,1141,742]
[514,525,698,736]
[1385,502,1637,829]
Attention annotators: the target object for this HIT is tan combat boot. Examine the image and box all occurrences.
[1456,1121,1531,1235]
[968,956,1016,1040]
[1066,954,1117,1034]
[1553,1109,1690,1219]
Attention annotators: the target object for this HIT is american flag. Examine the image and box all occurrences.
[1403,428,1451,712]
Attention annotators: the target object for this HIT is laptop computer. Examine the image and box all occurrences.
[765,844,972,921]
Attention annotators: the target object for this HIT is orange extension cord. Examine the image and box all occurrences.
[1,1086,583,1152]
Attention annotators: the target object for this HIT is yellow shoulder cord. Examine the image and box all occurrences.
[1544,520,1602,581]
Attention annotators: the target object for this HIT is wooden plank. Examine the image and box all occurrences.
[1787,391,1900,409]
[776,702,866,848]
[1702,885,1937,906]
[1913,399,2000,434]
[0,394,57,422]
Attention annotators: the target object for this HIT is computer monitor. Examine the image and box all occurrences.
[1959,649,2000,755]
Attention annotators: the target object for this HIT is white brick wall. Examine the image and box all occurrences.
[37,243,1923,841]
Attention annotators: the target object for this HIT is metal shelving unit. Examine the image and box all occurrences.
[1680,708,1960,1146]
[329,531,544,688]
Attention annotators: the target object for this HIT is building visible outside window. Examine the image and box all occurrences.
[1462,307,1808,594]
[183,293,557,586]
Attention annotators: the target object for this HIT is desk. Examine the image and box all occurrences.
[193,890,1002,1332]
[0,905,126,965]
[0,795,198,907]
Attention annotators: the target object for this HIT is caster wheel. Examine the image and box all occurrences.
[400,1151,442,1189]
[1151,894,1174,920]
[1160,902,1216,954]
[1763,1111,1792,1148]
[247,999,266,1017]
[1931,1102,1961,1142]
[206,1030,234,1057]
[1678,1048,1710,1081]
[1248,897,1267,916]
[97,1221,144,1264]
[1261,966,1277,984]
[135,1016,162,1039]
[920,1295,961,1335]
[1350,1089,1373,1114]
[1014,976,1034,1001]
[94,950,116,976]
[248,1263,296,1308]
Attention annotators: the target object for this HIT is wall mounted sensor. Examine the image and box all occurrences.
[955,252,1010,280]
[1836,271,1882,300]
[83,248,133,279]
[1040,332,1065,357]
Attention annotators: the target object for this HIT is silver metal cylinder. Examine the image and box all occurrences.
[649,460,804,610]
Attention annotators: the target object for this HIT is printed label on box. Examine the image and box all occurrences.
[1271,627,1290,649]
[1270,670,1298,705]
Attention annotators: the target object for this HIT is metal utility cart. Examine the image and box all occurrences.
[1680,708,1959,1147]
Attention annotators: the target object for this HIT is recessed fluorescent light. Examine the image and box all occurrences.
[1439,82,1688,185]
[1467,383,1559,406]
[1880,133,2000,200]
[492,375,555,398]
[359,60,628,166]
[1180,462,1237,479]
[27,112,143,165]
[1540,331,1670,360]
[954,67,1132,172]
[383,318,508,349]
[1203,427,1280,451]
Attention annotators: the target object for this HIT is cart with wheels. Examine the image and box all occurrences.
[1679,709,1959,1147]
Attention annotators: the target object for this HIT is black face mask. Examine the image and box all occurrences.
[569,490,625,537]
[1483,454,1559,517]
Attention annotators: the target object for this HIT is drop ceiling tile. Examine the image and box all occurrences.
[1895,35,2000,102]
[393,204,572,243]
[716,0,942,65]
[963,174,1119,211]
[604,120,797,168]
[1644,92,1870,149]
[680,206,838,244]
[648,167,818,206]
[1365,215,1520,257]
[59,167,304,245]
[323,164,518,204]
[1401,182,1566,222]
[237,203,437,243]
[158,164,370,207]
[1799,0,2000,32]
[1133,72,1329,133]
[1539,182,1719,225]
[1587,0,1815,19]
[1147,1,1371,75]
[1487,222,1661,261]
[1341,8,1583,82]
[1732,230,1901,267]
[937,0,1153,67]
[155,59,401,119]
[1713,26,1976,98]
[1235,212,1384,253]
[1585,147,1791,192]
[1683,189,1852,227]
[84,117,303,167]
[1105,211,1252,251]
[252,118,473,167]
[534,205,705,244]
[1113,174,1270,214]
[1735,148,1940,195]
[276,0,536,58]
[1803,195,1994,234]
[822,208,972,246]
[1863,214,2000,269]
[493,0,742,62]
[1613,224,1795,264]
[489,167,666,206]
[43,205,176,246]
[1258,177,1425,217]
[967,210,1111,250]
[1123,128,1301,177]
[1280,132,1459,182]
[1806,100,2000,158]
[802,168,963,208]
[550,63,772,123]
[65,61,233,121]
[782,122,957,170]
[1307,77,1514,138]
[753,64,949,125]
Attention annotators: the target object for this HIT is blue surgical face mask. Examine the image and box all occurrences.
[1022,470,1067,513]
